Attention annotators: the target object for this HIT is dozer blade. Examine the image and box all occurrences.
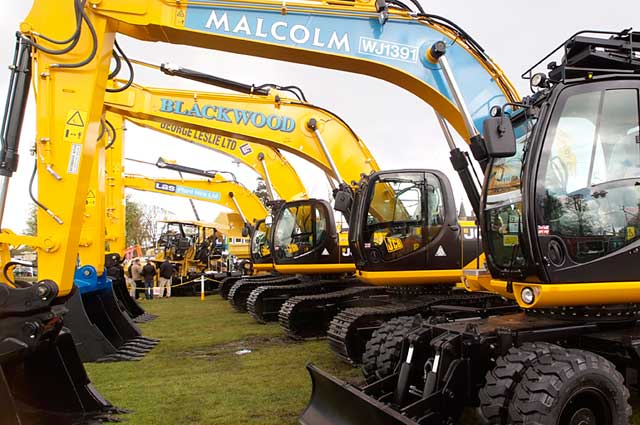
[300,364,417,425]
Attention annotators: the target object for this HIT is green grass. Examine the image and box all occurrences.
[86,296,362,425]
[86,296,640,425]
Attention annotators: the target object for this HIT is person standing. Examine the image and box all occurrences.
[130,258,144,300]
[141,259,157,300]
[158,259,174,298]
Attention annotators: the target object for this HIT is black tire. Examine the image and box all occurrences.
[219,276,242,300]
[361,316,420,383]
[508,348,631,425]
[477,342,560,424]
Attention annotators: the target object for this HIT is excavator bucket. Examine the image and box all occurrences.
[105,254,156,323]
[65,266,158,362]
[0,282,125,424]
[300,364,416,425]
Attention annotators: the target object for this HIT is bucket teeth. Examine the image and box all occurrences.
[133,313,157,323]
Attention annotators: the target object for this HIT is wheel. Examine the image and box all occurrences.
[478,342,559,424]
[361,316,421,383]
[508,348,631,425]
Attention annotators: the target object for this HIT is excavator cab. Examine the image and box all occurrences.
[476,30,640,307]
[272,199,353,269]
[350,170,479,284]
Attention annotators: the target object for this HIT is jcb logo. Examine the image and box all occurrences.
[384,237,403,253]
[463,227,479,240]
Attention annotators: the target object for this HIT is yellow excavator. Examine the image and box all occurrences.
[0,1,539,423]
[67,111,270,363]
[98,107,307,294]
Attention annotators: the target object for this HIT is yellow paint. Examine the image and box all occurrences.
[357,269,462,286]
[253,263,274,272]
[275,263,356,274]
[477,279,640,309]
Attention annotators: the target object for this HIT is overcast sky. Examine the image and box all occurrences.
[0,1,636,234]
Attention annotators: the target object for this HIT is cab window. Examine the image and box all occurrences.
[538,87,640,263]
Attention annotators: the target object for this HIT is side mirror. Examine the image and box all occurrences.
[483,116,516,158]
[264,215,273,226]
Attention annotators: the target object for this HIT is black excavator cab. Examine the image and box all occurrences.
[271,199,352,267]
[350,170,479,274]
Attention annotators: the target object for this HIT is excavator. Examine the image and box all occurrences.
[99,106,308,300]
[0,0,539,423]
[301,30,640,425]
[67,112,271,362]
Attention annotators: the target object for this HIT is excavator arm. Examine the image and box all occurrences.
[122,174,268,223]
[13,0,519,297]
[121,114,308,201]
[104,82,379,188]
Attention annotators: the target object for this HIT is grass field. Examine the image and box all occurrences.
[85,296,640,425]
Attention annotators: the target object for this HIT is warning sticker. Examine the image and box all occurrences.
[63,110,88,143]
[503,234,519,247]
[86,189,96,208]
[435,246,447,257]
[627,226,636,241]
[67,143,82,174]
[175,9,186,26]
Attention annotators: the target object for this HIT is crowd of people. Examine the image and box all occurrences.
[125,258,175,300]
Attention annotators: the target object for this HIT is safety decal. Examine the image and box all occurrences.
[67,143,82,174]
[627,226,636,241]
[435,246,446,257]
[537,225,550,236]
[503,234,519,247]
[175,8,186,26]
[86,190,96,208]
[63,110,87,143]
[321,248,330,256]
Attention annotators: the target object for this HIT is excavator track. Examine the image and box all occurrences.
[228,275,301,312]
[246,279,358,324]
[279,286,391,339]
[327,292,505,364]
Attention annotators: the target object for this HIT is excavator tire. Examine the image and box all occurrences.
[361,316,420,383]
[477,342,559,424]
[508,347,630,425]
